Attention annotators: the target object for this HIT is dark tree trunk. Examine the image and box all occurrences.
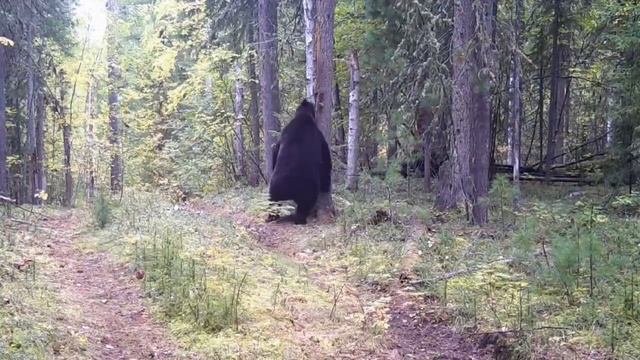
[86,77,97,200]
[63,124,72,206]
[25,34,37,204]
[334,81,346,164]
[387,113,397,163]
[469,0,494,225]
[258,0,281,180]
[314,0,336,143]
[247,15,261,187]
[35,89,46,203]
[313,0,336,214]
[537,31,545,167]
[545,0,565,181]
[442,0,494,225]
[107,0,123,193]
[0,46,9,195]
[417,103,433,193]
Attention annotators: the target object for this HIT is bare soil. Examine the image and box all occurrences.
[45,211,194,360]
[35,203,491,359]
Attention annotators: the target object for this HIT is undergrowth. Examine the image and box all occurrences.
[415,180,640,358]
[85,189,382,358]
[0,206,83,359]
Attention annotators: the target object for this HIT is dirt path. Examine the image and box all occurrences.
[187,200,491,360]
[45,211,192,360]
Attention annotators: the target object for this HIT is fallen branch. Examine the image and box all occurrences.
[410,258,514,286]
[0,195,16,204]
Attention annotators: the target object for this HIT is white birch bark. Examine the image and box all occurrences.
[346,50,360,191]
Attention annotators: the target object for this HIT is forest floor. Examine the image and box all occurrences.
[182,197,491,359]
[1,183,622,359]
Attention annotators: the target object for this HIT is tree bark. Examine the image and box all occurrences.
[86,76,97,200]
[303,0,315,100]
[346,50,360,191]
[536,31,545,166]
[545,0,564,181]
[442,0,493,225]
[247,14,261,186]
[25,29,37,204]
[258,0,281,180]
[314,0,335,143]
[469,0,494,225]
[387,113,397,163]
[313,0,336,213]
[35,88,46,203]
[0,45,9,195]
[107,0,123,193]
[233,60,246,179]
[63,123,73,206]
[510,0,523,191]
[334,80,346,163]
[417,103,434,193]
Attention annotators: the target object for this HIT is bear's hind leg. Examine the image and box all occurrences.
[294,191,318,225]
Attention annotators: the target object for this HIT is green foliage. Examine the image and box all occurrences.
[609,192,640,216]
[488,175,519,227]
[414,184,640,357]
[92,192,112,229]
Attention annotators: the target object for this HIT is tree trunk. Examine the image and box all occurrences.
[25,30,37,204]
[258,0,281,180]
[107,0,123,193]
[0,45,9,195]
[303,0,315,100]
[63,124,73,206]
[247,15,261,186]
[510,0,523,191]
[86,77,97,200]
[447,0,474,212]
[386,111,398,163]
[545,0,563,181]
[537,31,545,166]
[233,60,246,179]
[442,0,493,225]
[313,0,336,213]
[346,49,360,191]
[314,0,335,143]
[417,103,434,193]
[606,90,614,148]
[35,88,46,203]
[469,0,494,225]
[57,78,73,207]
[334,80,346,164]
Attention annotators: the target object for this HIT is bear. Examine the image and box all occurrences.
[268,99,332,225]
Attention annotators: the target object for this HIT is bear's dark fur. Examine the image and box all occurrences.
[268,100,332,225]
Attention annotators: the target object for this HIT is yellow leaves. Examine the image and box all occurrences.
[34,191,48,201]
[152,49,178,79]
[0,36,15,47]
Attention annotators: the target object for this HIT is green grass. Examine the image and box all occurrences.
[0,207,85,360]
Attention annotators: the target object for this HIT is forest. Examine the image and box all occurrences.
[1,0,640,358]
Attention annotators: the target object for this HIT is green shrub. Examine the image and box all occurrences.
[92,192,112,229]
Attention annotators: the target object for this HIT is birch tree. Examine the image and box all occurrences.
[346,49,360,191]
[510,0,524,191]
[303,0,315,100]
